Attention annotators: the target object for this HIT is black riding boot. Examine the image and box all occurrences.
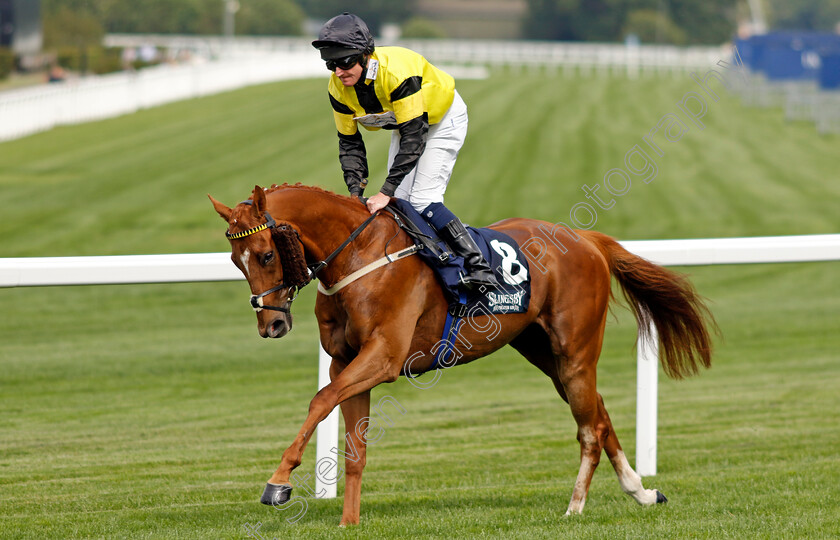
[440,219,499,289]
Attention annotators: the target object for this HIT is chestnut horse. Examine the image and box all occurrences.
[209,183,714,526]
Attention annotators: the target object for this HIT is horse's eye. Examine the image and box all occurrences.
[262,251,275,265]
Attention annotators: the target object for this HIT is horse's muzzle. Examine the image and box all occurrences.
[260,315,292,338]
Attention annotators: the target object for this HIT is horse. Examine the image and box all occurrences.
[208,183,715,526]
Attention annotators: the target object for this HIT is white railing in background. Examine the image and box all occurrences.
[403,39,725,76]
[0,50,324,142]
[3,233,839,496]
[104,34,726,74]
[1,36,728,144]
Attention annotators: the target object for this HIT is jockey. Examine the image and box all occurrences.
[312,12,498,289]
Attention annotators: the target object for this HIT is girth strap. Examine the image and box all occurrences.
[431,290,469,370]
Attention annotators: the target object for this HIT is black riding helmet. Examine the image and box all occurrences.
[311,12,375,60]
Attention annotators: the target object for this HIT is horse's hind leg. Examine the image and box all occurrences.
[557,347,607,515]
[561,351,666,514]
[512,324,665,513]
[560,350,668,514]
[512,327,605,514]
[599,394,666,506]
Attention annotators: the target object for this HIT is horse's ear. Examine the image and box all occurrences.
[252,185,267,217]
[208,194,232,222]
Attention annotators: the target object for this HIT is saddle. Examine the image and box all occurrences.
[384,199,531,317]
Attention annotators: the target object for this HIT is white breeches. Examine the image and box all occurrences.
[389,90,468,212]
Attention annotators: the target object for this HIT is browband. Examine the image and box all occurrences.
[226,201,277,240]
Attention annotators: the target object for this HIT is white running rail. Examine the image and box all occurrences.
[0,51,324,142]
[2,234,839,492]
[2,37,730,143]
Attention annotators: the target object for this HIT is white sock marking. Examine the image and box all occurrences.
[611,450,658,505]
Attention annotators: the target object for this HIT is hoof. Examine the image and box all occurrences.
[261,483,293,506]
[655,490,668,504]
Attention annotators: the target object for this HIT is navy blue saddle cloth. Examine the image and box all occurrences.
[388,198,531,315]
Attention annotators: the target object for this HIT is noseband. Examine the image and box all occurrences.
[226,199,380,315]
[249,283,299,313]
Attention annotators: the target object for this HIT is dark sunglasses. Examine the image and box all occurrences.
[326,54,363,72]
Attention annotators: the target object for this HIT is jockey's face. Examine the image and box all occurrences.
[334,58,365,87]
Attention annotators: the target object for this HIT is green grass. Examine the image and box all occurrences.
[0,72,48,92]
[1,71,838,538]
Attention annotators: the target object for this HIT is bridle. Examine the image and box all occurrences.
[226,200,380,314]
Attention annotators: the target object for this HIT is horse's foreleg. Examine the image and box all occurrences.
[259,380,338,507]
[263,383,338,486]
[337,390,370,526]
[262,339,400,510]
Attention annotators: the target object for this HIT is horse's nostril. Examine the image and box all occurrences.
[270,321,283,336]
[269,318,290,338]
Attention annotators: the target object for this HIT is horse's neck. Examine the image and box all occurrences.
[268,189,373,278]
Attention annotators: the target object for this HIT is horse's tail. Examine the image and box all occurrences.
[585,231,716,379]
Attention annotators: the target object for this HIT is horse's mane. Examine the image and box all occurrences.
[260,183,340,201]
[263,182,334,197]
[248,183,369,283]
[255,183,370,218]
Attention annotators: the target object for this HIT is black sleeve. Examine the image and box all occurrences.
[381,113,429,197]
[337,131,369,196]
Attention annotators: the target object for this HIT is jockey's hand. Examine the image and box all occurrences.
[366,192,390,214]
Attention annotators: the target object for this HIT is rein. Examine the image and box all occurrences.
[308,211,379,281]
[227,200,382,313]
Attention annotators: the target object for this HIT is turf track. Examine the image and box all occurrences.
[1,71,838,539]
